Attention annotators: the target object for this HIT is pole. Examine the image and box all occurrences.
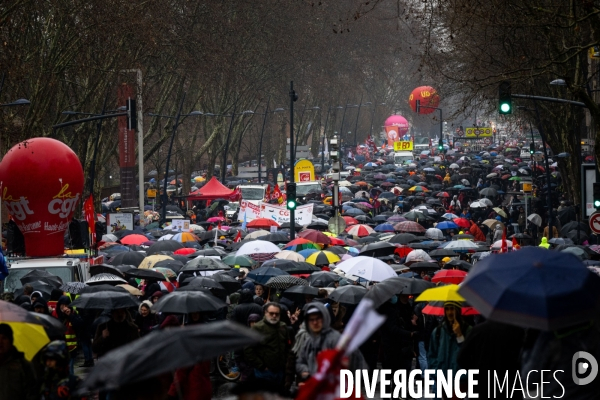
[321,134,325,176]
[439,108,443,142]
[533,101,555,241]
[161,93,186,225]
[339,99,349,142]
[222,104,237,183]
[135,70,145,216]
[289,81,296,240]
[369,102,376,138]
[89,89,109,195]
[353,94,363,147]
[257,98,270,184]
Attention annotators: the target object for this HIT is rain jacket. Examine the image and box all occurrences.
[0,346,38,400]
[52,296,84,353]
[230,289,263,326]
[469,222,486,242]
[539,237,550,249]
[493,226,504,243]
[244,317,291,373]
[92,317,140,357]
[428,319,471,373]
[295,302,365,376]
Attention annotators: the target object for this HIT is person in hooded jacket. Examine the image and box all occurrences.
[33,298,50,315]
[134,300,157,337]
[492,224,504,243]
[295,302,365,381]
[538,236,550,249]
[378,295,416,372]
[230,289,263,326]
[52,296,84,374]
[92,308,139,358]
[468,221,486,242]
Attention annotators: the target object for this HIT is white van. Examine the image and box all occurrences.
[2,257,91,294]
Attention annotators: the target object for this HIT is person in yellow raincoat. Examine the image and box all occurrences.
[443,173,452,185]
[539,237,550,249]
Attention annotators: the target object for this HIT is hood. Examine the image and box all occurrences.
[302,301,331,333]
[541,237,548,244]
[56,295,71,307]
[241,281,255,292]
[139,300,154,314]
[238,289,254,304]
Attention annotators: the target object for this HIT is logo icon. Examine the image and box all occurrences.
[572,351,598,385]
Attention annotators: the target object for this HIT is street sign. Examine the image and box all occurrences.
[483,137,492,145]
[328,216,346,235]
[522,182,532,192]
[147,189,157,198]
[393,141,413,151]
[590,212,600,234]
[465,127,493,138]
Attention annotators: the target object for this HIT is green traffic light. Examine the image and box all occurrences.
[287,200,297,210]
[595,200,600,208]
[500,103,511,113]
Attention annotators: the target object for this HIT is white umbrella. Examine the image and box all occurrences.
[442,240,479,251]
[461,179,470,186]
[479,198,493,207]
[274,250,305,262]
[425,228,444,240]
[188,224,205,232]
[236,240,281,256]
[355,191,369,199]
[449,163,460,169]
[246,230,270,239]
[491,240,514,250]
[527,213,542,227]
[405,249,432,263]
[486,173,498,178]
[469,201,484,209]
[102,234,118,242]
[335,256,396,282]
[157,234,174,241]
[338,181,352,187]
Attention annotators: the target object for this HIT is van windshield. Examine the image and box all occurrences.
[4,267,75,293]
[296,183,321,196]
[394,155,413,164]
[240,187,265,200]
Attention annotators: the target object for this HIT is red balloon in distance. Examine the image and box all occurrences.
[409,86,440,114]
[0,138,84,257]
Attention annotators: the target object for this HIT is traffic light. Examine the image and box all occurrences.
[594,183,600,209]
[438,138,444,151]
[126,98,137,130]
[330,136,340,176]
[498,81,512,114]
[286,183,297,210]
[529,142,535,155]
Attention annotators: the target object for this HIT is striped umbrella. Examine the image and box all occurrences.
[393,221,426,233]
[408,185,429,192]
[284,238,321,252]
[171,232,200,243]
[345,224,375,237]
[305,251,341,266]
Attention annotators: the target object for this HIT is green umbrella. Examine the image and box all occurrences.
[509,176,521,181]
[222,254,256,267]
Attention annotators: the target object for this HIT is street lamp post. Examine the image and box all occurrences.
[352,95,364,147]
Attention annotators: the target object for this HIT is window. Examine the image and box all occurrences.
[4,267,75,293]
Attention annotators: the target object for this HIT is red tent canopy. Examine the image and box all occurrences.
[187,177,240,201]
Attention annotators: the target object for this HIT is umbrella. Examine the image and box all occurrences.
[89,264,127,278]
[374,223,396,232]
[459,247,600,330]
[483,219,504,230]
[297,229,332,245]
[125,268,165,281]
[346,224,375,237]
[109,252,146,267]
[415,284,465,302]
[359,242,398,258]
[526,213,542,226]
[246,267,289,285]
[441,240,479,251]
[274,250,306,262]
[284,238,321,252]
[479,187,498,197]
[222,254,256,267]
[435,221,458,230]
[425,228,444,240]
[365,276,434,308]
[387,233,417,245]
[77,321,262,393]
[171,232,201,244]
[405,249,433,263]
[85,273,128,286]
[146,241,184,255]
[264,275,308,290]
[247,218,280,229]
[139,255,175,270]
[443,259,472,272]
[394,221,425,233]
[0,301,61,360]
[409,262,440,272]
[306,271,340,287]
[120,234,150,246]
[60,282,88,294]
[305,251,341,266]
[493,208,508,218]
[282,285,319,303]
[70,291,140,309]
[335,256,397,282]
[422,302,480,316]
[152,291,226,314]
[453,218,471,229]
[236,240,281,260]
[432,269,468,284]
[246,230,270,239]
[20,270,63,287]
[328,285,367,304]
[183,257,230,272]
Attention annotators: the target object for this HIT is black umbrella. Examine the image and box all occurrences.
[14,281,54,299]
[20,270,63,287]
[152,291,226,314]
[443,259,472,271]
[77,321,262,393]
[125,268,165,281]
[261,232,290,243]
[409,262,440,272]
[182,277,225,291]
[153,259,185,273]
[182,257,230,272]
[282,285,319,302]
[327,246,348,256]
[191,248,227,258]
[560,221,589,237]
[70,291,140,309]
[329,285,367,305]
[146,241,184,255]
[358,242,397,257]
[109,252,146,267]
[211,273,242,294]
[429,249,458,258]
[306,271,339,287]
[264,275,307,290]
[90,264,127,278]
[79,284,129,294]
[388,233,418,245]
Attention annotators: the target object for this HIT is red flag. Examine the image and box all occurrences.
[296,349,346,400]
[501,227,508,253]
[264,184,271,202]
[83,195,96,245]
[234,231,242,243]
[512,236,520,250]
[217,221,222,231]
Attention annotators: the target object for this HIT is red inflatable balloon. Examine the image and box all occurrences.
[0,138,84,257]
[409,86,440,114]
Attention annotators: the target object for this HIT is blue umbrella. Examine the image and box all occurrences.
[344,208,365,216]
[247,266,289,285]
[436,221,459,230]
[298,249,319,259]
[459,247,600,330]
[374,223,395,232]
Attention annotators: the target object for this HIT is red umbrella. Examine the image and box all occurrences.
[328,237,346,246]
[422,302,480,316]
[453,218,471,229]
[174,248,196,255]
[393,221,425,233]
[436,192,450,198]
[247,218,280,229]
[120,234,149,246]
[432,269,468,284]
[297,229,331,245]
[342,216,359,226]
